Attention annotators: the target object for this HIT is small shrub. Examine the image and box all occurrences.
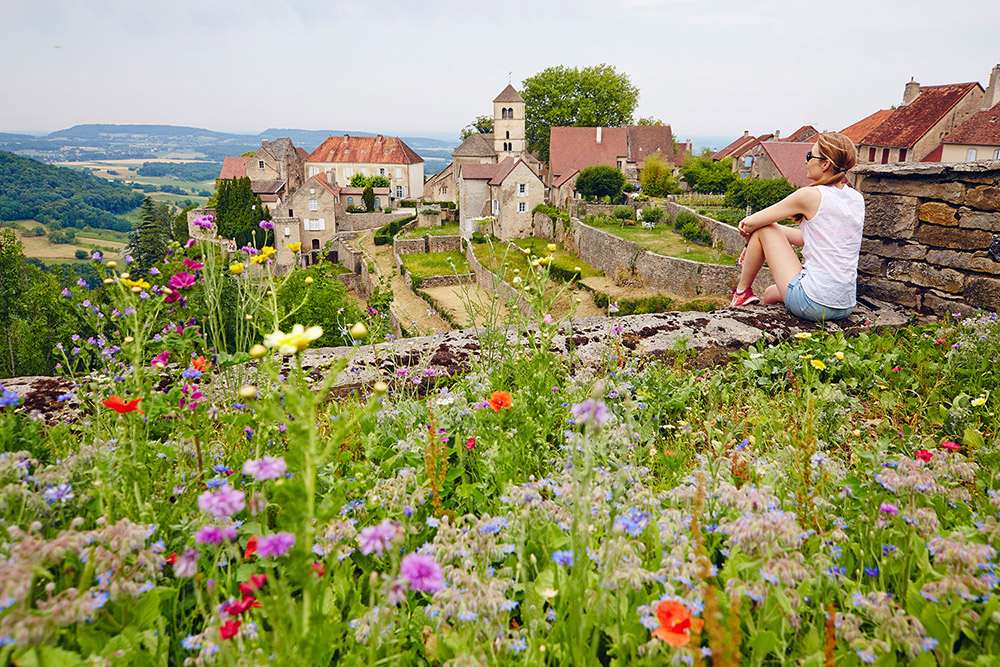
[612,206,634,221]
[74,249,89,260]
[640,207,663,224]
[24,226,46,237]
[471,232,487,244]
[674,211,712,245]
[623,182,636,193]
[399,199,419,209]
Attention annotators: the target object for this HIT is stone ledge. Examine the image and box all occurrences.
[854,160,1000,177]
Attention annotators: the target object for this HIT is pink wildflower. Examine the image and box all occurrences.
[242,456,287,481]
[256,532,295,558]
[400,553,444,593]
[169,272,197,290]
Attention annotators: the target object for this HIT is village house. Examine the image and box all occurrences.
[272,173,340,271]
[857,78,983,164]
[840,109,894,145]
[303,134,424,201]
[930,65,1000,162]
[547,124,679,187]
[459,157,544,240]
[218,138,308,211]
[751,141,815,187]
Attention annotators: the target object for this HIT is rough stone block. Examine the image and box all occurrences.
[863,195,919,239]
[965,186,1000,211]
[964,276,1000,311]
[886,260,965,293]
[857,254,887,276]
[859,278,920,308]
[859,177,964,203]
[919,202,958,226]
[916,224,993,250]
[958,207,1000,231]
[860,238,928,260]
[925,249,1000,274]
[921,289,975,317]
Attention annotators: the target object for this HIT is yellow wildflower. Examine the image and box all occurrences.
[972,396,987,407]
[287,242,302,252]
[251,246,277,265]
[120,277,150,290]
[304,276,314,285]
[795,332,812,340]
[835,351,845,361]
[810,359,826,370]
[230,263,245,275]
[546,243,557,252]
[263,324,323,354]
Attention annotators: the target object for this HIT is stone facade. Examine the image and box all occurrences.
[855,161,1000,313]
[245,138,305,193]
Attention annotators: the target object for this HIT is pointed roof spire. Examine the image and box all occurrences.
[493,83,524,103]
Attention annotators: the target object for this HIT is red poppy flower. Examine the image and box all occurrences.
[243,536,258,559]
[165,553,178,564]
[102,395,144,414]
[238,573,267,596]
[223,595,258,617]
[311,562,327,578]
[465,437,476,450]
[487,390,512,412]
[652,600,703,647]
[191,355,211,372]
[915,449,933,462]
[941,440,961,451]
[219,619,241,640]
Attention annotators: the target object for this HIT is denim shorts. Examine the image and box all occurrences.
[785,272,853,322]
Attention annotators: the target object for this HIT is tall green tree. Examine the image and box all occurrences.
[680,156,737,194]
[126,197,169,273]
[575,165,626,201]
[521,64,640,162]
[639,152,678,197]
[460,115,495,140]
[363,184,375,212]
[0,228,27,375]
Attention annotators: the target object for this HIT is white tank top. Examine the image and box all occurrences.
[800,185,865,309]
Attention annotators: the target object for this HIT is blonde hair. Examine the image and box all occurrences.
[808,132,857,187]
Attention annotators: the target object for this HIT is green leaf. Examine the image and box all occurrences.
[15,646,86,667]
[749,629,780,664]
[964,427,985,449]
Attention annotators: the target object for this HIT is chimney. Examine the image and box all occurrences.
[773,130,781,140]
[743,130,749,138]
[326,171,335,186]
[261,139,269,147]
[376,134,383,142]
[983,64,1000,110]
[596,127,602,144]
[686,139,692,152]
[902,78,921,106]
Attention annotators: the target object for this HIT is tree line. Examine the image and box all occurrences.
[136,161,222,182]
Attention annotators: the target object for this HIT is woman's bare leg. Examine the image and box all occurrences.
[736,223,802,301]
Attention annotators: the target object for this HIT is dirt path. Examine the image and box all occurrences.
[421,283,495,328]
[353,231,452,335]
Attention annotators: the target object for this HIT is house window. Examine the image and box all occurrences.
[345,168,352,177]
[258,160,264,169]
[518,202,526,212]
[347,197,354,205]
[881,149,890,164]
[395,167,402,179]
[309,167,318,177]
[868,147,876,162]
[502,108,508,119]
[898,148,907,162]
[518,183,527,196]
[967,148,978,161]
[744,156,753,168]
[507,107,513,118]
[308,198,318,211]
[396,186,404,198]
[362,168,368,176]
[375,197,381,208]
[288,209,293,216]
[617,160,622,169]
[312,239,320,250]
[442,186,447,194]
[492,199,499,214]
[506,130,510,139]
[379,168,386,176]
[309,187,315,194]
[994,149,1000,159]
[305,219,325,231]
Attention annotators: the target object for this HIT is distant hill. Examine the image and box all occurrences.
[256,128,457,151]
[0,151,142,232]
[49,124,238,141]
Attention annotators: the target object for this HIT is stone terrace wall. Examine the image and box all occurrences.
[394,238,427,255]
[393,235,463,256]
[341,210,412,232]
[428,236,462,253]
[855,161,1000,314]
[532,212,770,299]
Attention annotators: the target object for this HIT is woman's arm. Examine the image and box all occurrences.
[737,188,821,237]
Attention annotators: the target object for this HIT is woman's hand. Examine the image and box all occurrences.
[738,219,751,240]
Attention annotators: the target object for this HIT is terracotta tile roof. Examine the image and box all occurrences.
[460,163,501,180]
[220,156,250,179]
[452,133,496,158]
[672,142,691,169]
[488,157,520,186]
[943,101,1000,147]
[306,134,423,165]
[711,134,755,161]
[759,141,813,187]
[861,82,982,147]
[549,126,627,179]
[296,147,309,160]
[308,173,340,195]
[493,84,524,104]
[626,125,674,165]
[731,134,773,159]
[840,109,894,144]
[552,169,579,188]
[251,180,285,195]
[921,144,944,162]
[782,125,819,142]
[259,194,280,203]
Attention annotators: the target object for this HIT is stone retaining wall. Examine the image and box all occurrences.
[413,273,475,288]
[393,238,427,255]
[464,242,534,316]
[661,202,746,257]
[394,235,462,255]
[428,236,462,253]
[854,161,1000,314]
[341,210,412,232]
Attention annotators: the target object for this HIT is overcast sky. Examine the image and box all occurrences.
[3,0,998,142]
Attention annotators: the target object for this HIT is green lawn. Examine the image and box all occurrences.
[401,251,470,279]
[586,219,738,266]
[472,238,602,283]
[399,222,460,239]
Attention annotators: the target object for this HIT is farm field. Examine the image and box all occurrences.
[6,220,125,260]
[55,158,216,208]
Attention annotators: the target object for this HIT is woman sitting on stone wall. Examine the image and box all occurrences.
[729,132,864,322]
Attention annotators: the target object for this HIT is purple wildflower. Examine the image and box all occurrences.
[400,553,444,593]
[193,216,214,230]
[551,550,575,566]
[195,524,238,545]
[169,272,197,290]
[879,502,899,516]
[61,288,72,298]
[257,532,295,558]
[357,519,399,557]
[259,220,275,230]
[197,485,245,519]
[174,548,199,578]
[571,399,610,427]
[243,456,287,481]
[91,251,102,261]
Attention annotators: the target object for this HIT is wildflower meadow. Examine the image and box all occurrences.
[1,216,999,666]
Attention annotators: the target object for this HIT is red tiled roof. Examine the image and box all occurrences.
[296,147,309,160]
[488,157,520,186]
[731,134,773,159]
[308,173,340,195]
[672,143,691,168]
[549,126,627,179]
[840,109,894,144]
[461,163,502,180]
[782,125,819,142]
[306,134,423,165]
[921,144,945,162]
[220,156,250,179]
[861,82,982,148]
[711,134,755,161]
[759,141,813,187]
[943,101,1000,147]
[626,126,674,166]
[552,169,579,188]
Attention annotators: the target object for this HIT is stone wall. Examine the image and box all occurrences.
[394,238,427,255]
[428,236,462,253]
[854,161,1000,314]
[340,210,411,232]
[412,273,475,288]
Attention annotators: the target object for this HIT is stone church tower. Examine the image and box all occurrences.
[493,84,525,159]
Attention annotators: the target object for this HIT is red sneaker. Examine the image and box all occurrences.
[729,287,759,307]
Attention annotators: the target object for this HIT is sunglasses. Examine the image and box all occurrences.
[805,151,828,163]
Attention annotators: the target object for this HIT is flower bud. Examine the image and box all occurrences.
[304,276,314,285]
[131,286,142,293]
[106,261,118,269]
[267,290,274,297]
[373,381,388,396]
[249,344,267,359]
[103,278,114,285]
[119,272,130,279]
[574,267,581,272]
[575,298,582,304]
[124,336,134,343]
[238,385,257,400]
[245,314,253,321]
[350,322,368,341]
[547,243,557,252]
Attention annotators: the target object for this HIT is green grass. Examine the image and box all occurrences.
[472,238,602,283]
[399,222,460,239]
[76,226,132,243]
[695,205,744,225]
[586,218,738,266]
[401,251,470,279]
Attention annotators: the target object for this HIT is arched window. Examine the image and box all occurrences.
[347,197,354,205]
[312,239,320,250]
[501,108,508,120]
[507,107,513,118]
[375,197,381,208]
[505,130,510,139]
[967,148,978,161]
